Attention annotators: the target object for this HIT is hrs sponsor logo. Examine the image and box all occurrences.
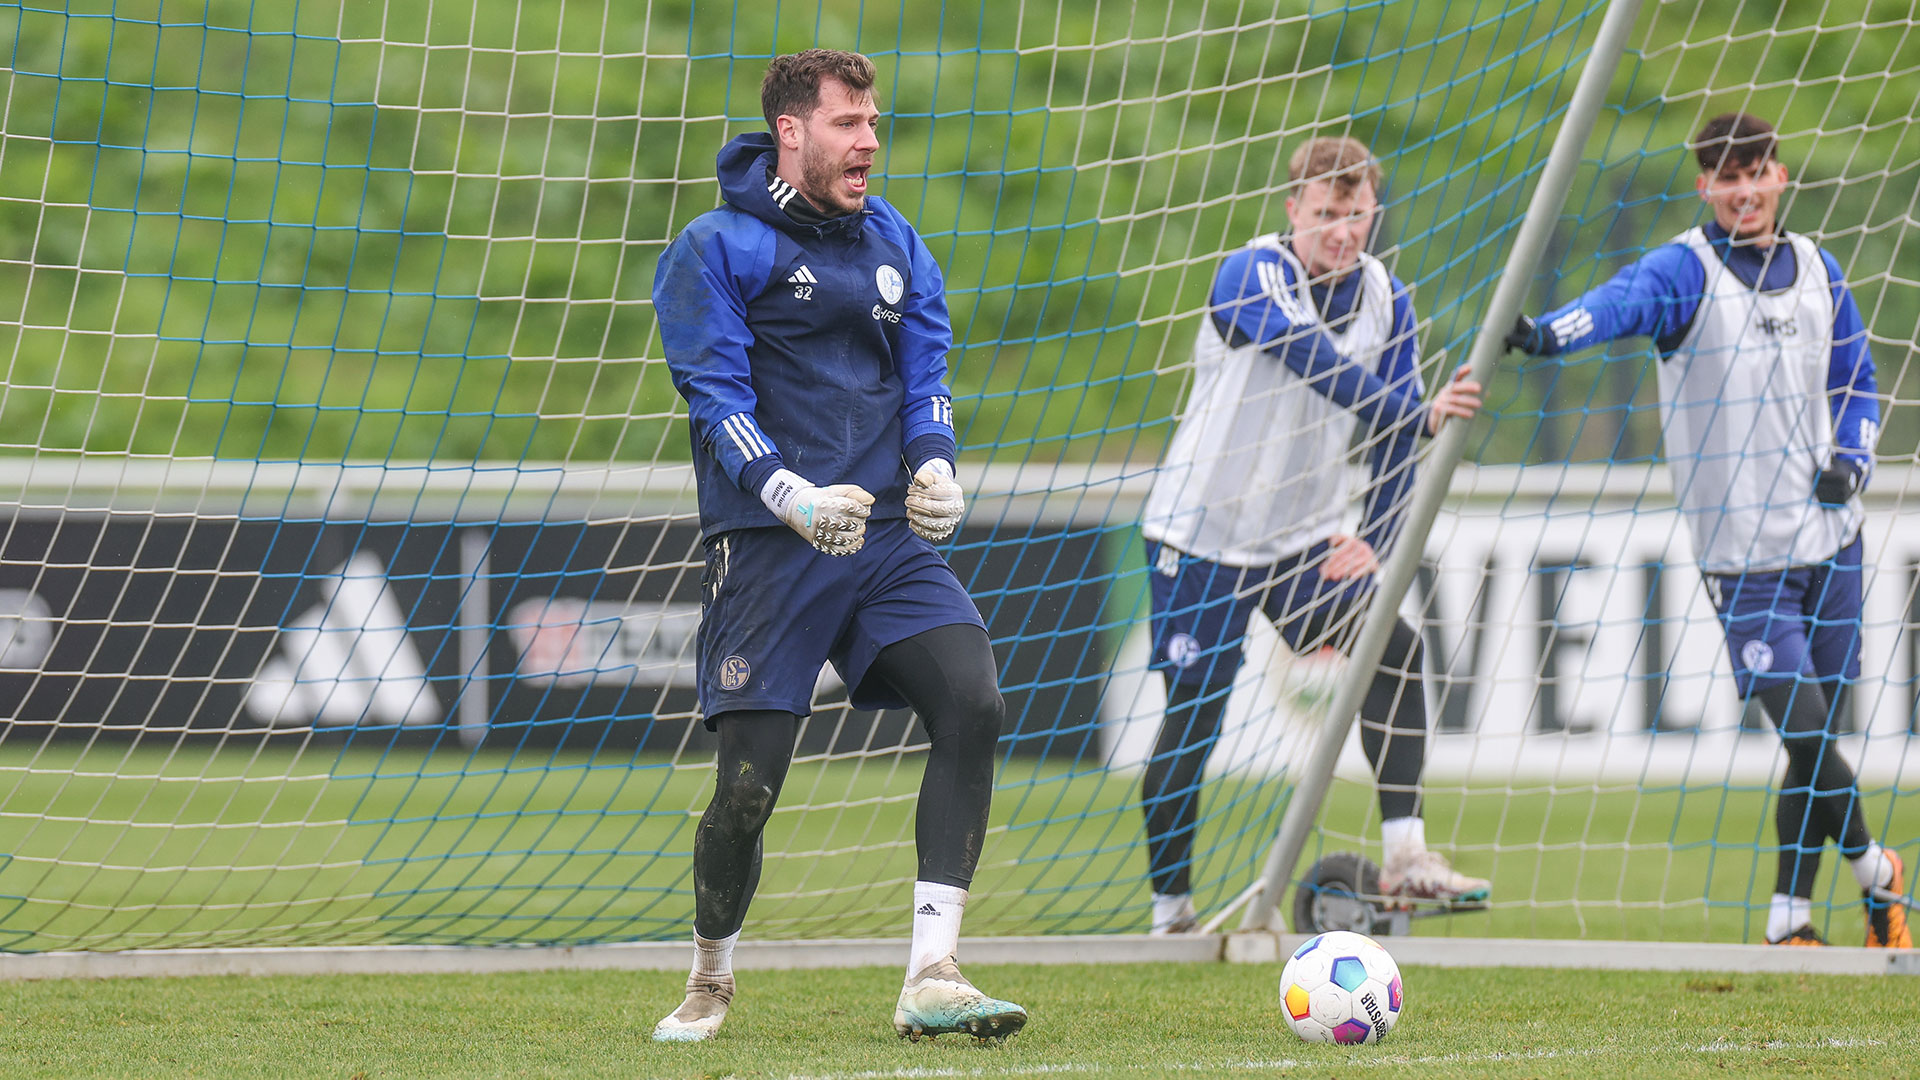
[871,304,903,323]
[1754,314,1797,337]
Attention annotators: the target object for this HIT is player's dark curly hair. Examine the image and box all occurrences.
[761,49,877,129]
[1693,112,1777,175]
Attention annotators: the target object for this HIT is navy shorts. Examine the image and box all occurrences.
[1146,538,1373,689]
[696,517,986,722]
[1703,535,1863,697]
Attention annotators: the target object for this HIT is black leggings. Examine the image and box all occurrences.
[691,622,1004,939]
[1755,680,1870,898]
[1142,617,1427,896]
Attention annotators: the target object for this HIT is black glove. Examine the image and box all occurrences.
[1813,459,1864,506]
[1504,313,1551,355]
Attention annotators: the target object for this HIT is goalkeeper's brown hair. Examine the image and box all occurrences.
[1288,136,1380,194]
[761,50,878,130]
[1693,112,1777,175]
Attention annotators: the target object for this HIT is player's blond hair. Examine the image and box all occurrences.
[1288,136,1380,194]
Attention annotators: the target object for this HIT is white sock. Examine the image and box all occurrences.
[1767,894,1813,942]
[692,930,738,978]
[908,881,967,980]
[1151,892,1195,933]
[1848,841,1893,892]
[1381,816,1425,865]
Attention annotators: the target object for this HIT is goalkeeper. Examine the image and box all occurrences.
[1137,135,1488,936]
[648,49,1026,1041]
[1507,112,1908,948]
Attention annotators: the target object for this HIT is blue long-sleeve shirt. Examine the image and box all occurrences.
[653,133,959,538]
[1141,236,1429,565]
[1526,222,1877,572]
[1209,247,1427,555]
[1533,222,1878,475]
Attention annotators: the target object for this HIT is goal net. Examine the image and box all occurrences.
[0,0,1911,954]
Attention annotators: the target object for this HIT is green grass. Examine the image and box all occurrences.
[0,741,1910,951]
[0,962,1910,1079]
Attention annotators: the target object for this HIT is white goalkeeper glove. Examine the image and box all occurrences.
[905,459,965,542]
[760,468,874,556]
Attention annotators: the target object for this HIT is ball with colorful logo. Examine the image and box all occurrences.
[1277,930,1402,1044]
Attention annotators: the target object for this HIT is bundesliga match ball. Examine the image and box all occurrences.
[1278,930,1402,1044]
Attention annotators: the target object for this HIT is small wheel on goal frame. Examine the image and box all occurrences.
[1293,851,1388,936]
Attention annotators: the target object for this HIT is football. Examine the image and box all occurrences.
[1277,930,1402,1044]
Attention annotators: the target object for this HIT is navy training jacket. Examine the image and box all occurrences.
[653,132,958,539]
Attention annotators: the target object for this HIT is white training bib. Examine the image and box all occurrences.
[1662,227,1856,573]
[1143,238,1404,566]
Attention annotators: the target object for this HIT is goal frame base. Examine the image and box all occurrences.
[0,933,1908,979]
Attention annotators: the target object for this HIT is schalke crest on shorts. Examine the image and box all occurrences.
[719,654,751,690]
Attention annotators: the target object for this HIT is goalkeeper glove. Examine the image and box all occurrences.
[760,468,874,556]
[905,459,965,542]
[1813,458,1865,506]
[1505,313,1551,355]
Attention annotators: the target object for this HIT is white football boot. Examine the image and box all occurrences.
[1379,849,1490,902]
[652,972,735,1043]
[893,957,1027,1041]
[1149,893,1199,935]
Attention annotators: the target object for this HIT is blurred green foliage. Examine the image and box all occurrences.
[0,0,1914,467]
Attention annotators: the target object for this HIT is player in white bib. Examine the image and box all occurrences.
[1507,112,1909,948]
[1137,136,1488,934]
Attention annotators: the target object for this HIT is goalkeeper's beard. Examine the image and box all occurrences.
[799,141,867,215]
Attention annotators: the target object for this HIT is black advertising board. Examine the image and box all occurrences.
[0,511,1114,760]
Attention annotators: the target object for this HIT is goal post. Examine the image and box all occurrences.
[0,0,1915,967]
[1239,0,1648,934]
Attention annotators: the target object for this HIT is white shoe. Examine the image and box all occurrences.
[893,957,1027,1041]
[1150,893,1198,935]
[652,972,734,1043]
[1380,849,1490,902]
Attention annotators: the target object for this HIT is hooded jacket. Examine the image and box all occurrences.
[653,132,959,539]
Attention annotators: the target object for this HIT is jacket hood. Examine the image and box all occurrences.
[715,131,868,238]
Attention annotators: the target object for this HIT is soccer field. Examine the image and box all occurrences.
[0,741,1910,952]
[0,961,1907,1079]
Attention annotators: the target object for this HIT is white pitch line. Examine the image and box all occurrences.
[775,1037,1889,1080]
